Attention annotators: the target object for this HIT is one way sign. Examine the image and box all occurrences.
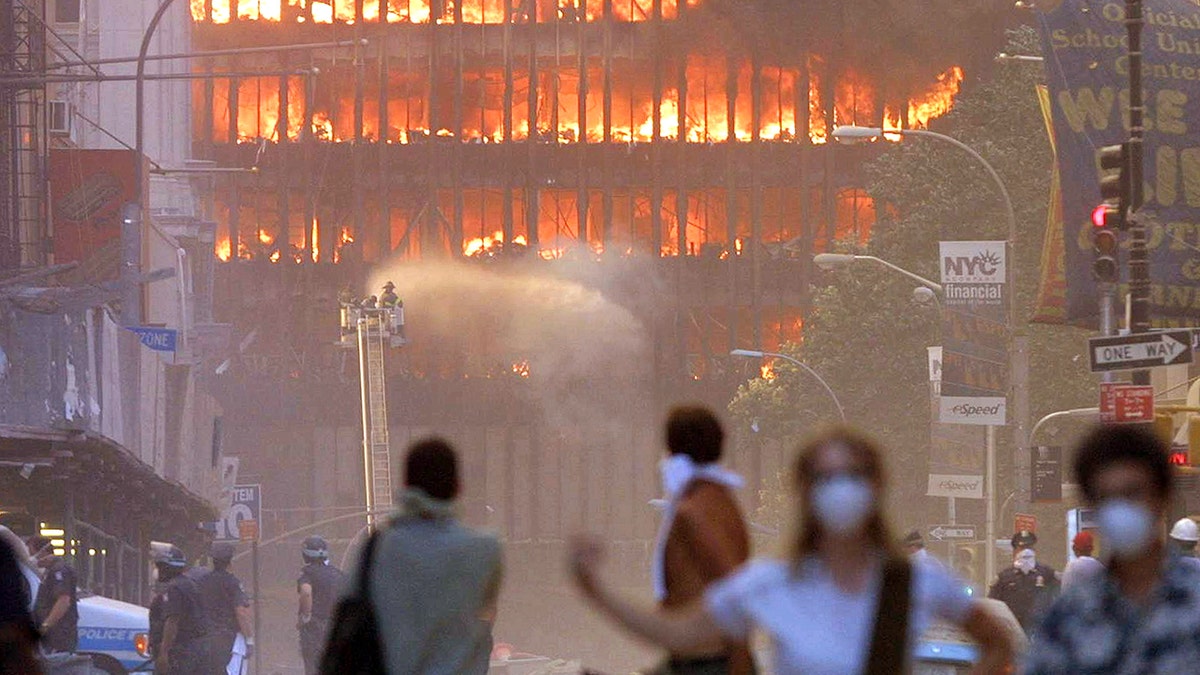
[1088,331,1193,373]
[928,525,977,541]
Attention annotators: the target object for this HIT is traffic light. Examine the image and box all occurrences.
[1096,142,1130,230]
[1190,415,1200,465]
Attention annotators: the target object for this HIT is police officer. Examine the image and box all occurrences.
[197,543,254,675]
[151,546,210,675]
[26,535,78,657]
[296,536,344,675]
[987,530,1060,634]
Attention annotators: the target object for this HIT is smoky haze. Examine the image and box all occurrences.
[366,259,652,431]
[684,0,1011,99]
[364,258,666,669]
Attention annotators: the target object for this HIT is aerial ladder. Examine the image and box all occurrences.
[339,287,407,529]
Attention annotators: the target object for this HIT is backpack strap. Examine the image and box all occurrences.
[863,556,912,675]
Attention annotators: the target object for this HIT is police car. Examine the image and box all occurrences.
[76,593,153,674]
[22,564,153,674]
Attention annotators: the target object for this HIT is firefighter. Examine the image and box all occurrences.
[337,284,356,307]
[379,281,399,308]
[296,536,344,675]
[150,546,210,675]
[360,295,377,309]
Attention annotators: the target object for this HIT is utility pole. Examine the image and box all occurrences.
[1126,0,1151,379]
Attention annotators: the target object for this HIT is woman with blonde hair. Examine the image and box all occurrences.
[570,426,1015,674]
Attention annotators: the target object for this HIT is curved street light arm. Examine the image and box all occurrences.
[856,255,944,293]
[901,130,1018,245]
[758,351,847,423]
[1029,408,1100,448]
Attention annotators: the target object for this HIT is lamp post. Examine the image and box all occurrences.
[813,253,944,292]
[833,125,1025,588]
[729,349,847,423]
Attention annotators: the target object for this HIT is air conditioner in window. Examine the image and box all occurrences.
[48,100,72,135]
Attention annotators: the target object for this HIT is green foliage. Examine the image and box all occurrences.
[732,26,1099,527]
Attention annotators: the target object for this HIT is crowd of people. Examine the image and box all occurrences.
[6,409,1200,674]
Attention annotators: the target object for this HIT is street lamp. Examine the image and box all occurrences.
[813,253,944,293]
[729,349,847,423]
[830,125,1026,588]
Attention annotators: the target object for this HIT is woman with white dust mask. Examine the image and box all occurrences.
[569,426,1016,674]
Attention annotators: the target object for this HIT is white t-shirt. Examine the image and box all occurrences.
[705,556,974,675]
[1060,555,1104,591]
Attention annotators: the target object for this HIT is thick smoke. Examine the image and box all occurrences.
[366,259,653,440]
[679,0,1013,101]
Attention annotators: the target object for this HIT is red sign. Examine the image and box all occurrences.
[48,149,143,275]
[1100,383,1156,423]
[1015,513,1037,534]
[1099,382,1118,423]
[1113,385,1155,423]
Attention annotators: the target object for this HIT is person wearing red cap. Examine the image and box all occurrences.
[1060,531,1103,591]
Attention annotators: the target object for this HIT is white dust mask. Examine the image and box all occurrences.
[811,475,874,537]
[1098,499,1155,558]
[1014,548,1036,573]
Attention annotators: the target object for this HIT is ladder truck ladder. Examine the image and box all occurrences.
[356,309,392,529]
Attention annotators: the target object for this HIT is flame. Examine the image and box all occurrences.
[331,226,355,263]
[512,360,530,378]
[197,0,684,23]
[882,106,903,142]
[907,66,964,129]
[209,52,962,147]
[216,236,232,261]
[257,228,273,245]
[269,250,282,262]
[311,218,320,262]
[760,363,776,381]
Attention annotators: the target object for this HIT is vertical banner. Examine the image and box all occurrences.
[48,149,140,276]
[939,241,1009,425]
[1036,0,1200,324]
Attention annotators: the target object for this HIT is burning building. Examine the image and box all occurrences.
[192,2,1006,664]
[192,0,977,369]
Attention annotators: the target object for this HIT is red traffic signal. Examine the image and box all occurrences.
[1096,143,1130,230]
[1092,204,1113,228]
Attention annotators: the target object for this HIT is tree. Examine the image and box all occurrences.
[730,27,1099,534]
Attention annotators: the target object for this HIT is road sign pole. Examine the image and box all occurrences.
[948,496,956,526]
[253,539,261,675]
[986,424,997,587]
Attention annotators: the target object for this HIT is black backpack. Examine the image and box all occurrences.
[318,530,386,674]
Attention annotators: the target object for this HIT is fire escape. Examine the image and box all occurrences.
[0,0,47,273]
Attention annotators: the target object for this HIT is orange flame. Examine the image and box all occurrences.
[215,236,232,261]
[908,66,964,129]
[760,363,776,381]
[512,360,531,378]
[311,218,320,262]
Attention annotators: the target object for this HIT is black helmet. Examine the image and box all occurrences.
[210,542,236,561]
[302,535,329,560]
[153,545,188,569]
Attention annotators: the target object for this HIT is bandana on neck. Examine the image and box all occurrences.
[650,454,744,601]
[399,488,458,520]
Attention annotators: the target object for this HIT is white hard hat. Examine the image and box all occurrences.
[1170,517,1200,543]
